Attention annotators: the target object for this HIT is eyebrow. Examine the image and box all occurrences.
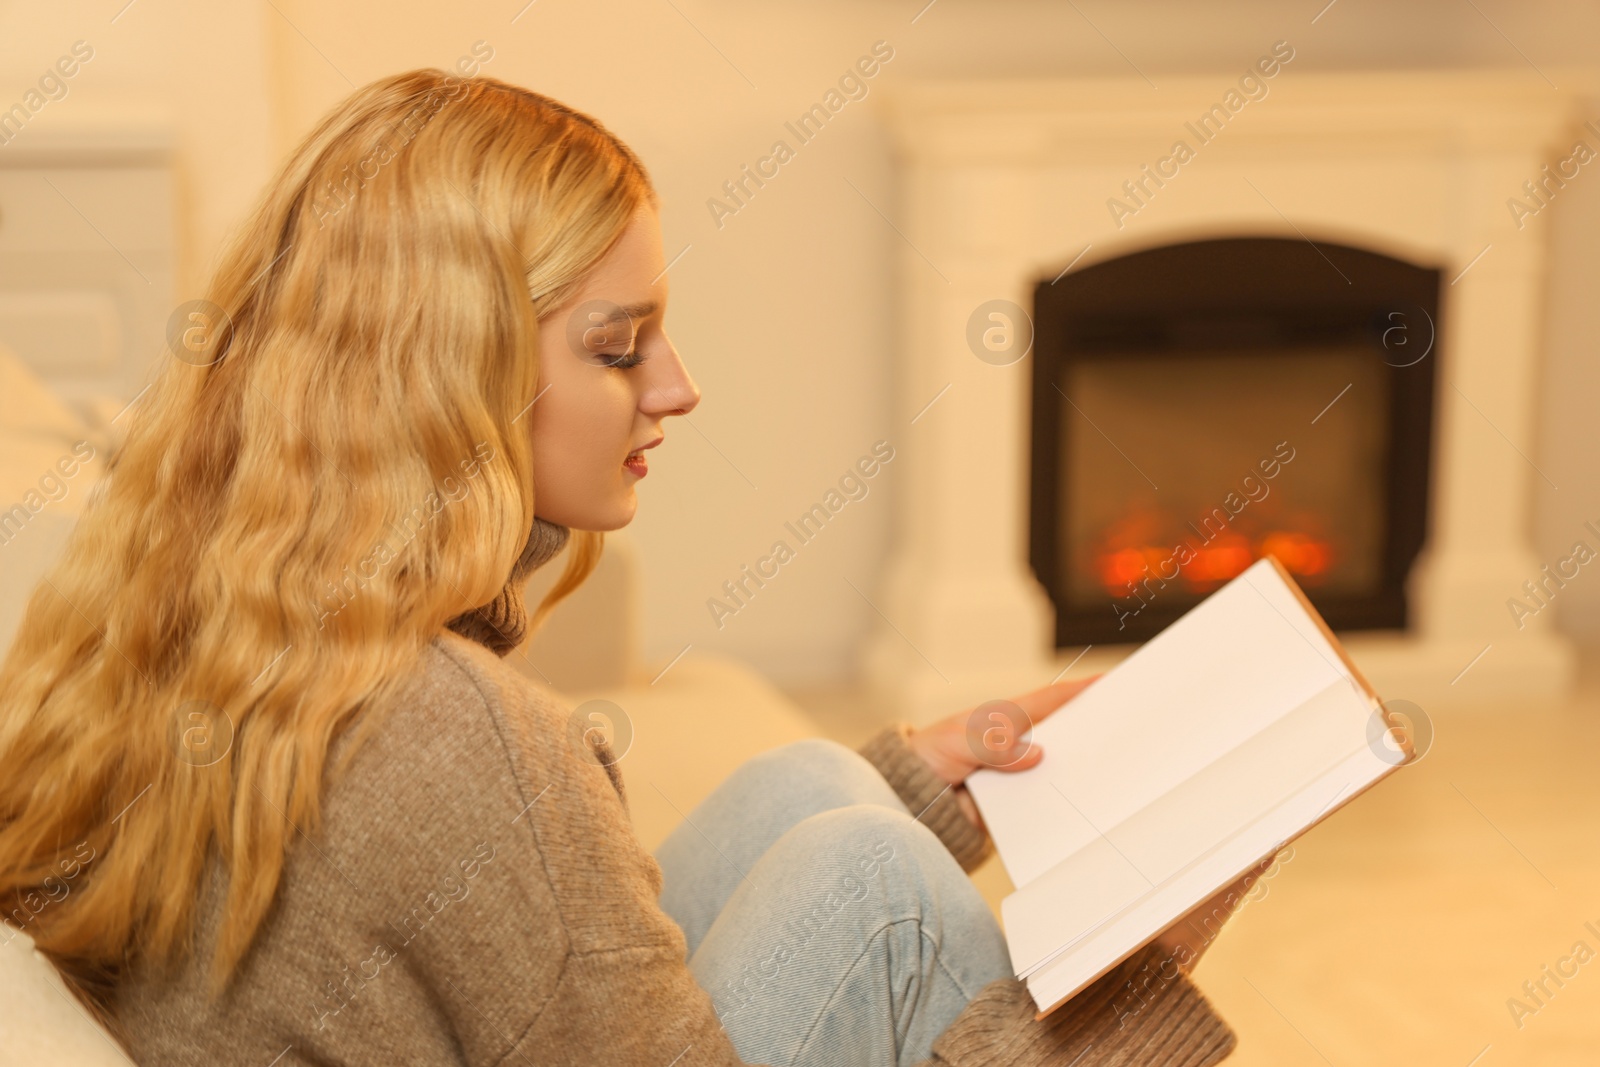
[601,300,659,324]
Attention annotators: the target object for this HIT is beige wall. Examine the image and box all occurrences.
[4,0,1598,683]
[0,1,275,295]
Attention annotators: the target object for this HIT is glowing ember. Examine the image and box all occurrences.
[1184,532,1257,585]
[1258,531,1331,578]
[1092,523,1334,596]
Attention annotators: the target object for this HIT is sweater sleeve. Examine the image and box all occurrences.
[856,721,994,873]
[916,946,1236,1067]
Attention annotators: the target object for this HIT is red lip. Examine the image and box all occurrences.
[624,437,660,478]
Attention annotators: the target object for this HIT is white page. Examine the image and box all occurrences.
[1026,734,1394,1012]
[999,677,1378,978]
[966,558,1357,890]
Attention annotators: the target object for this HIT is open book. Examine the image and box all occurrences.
[965,555,1413,1020]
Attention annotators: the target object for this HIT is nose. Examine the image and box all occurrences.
[646,345,700,417]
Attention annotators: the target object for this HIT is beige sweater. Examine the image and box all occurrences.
[111,521,1237,1066]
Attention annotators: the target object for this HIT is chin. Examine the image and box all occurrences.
[566,494,637,533]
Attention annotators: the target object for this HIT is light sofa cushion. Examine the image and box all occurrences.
[0,925,136,1066]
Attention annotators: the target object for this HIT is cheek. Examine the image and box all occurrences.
[528,375,636,498]
[549,407,620,471]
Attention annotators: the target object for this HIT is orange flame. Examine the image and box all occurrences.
[1092,510,1334,596]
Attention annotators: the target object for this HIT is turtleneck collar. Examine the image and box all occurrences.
[444,516,570,657]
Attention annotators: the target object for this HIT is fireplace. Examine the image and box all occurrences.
[1030,237,1438,645]
[865,72,1581,721]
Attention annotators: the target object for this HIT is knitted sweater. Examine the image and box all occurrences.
[110,518,1237,1066]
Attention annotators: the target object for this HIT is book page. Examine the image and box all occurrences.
[966,557,1359,891]
[1000,676,1379,978]
[1026,732,1395,1014]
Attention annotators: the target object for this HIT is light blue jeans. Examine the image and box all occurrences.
[652,738,1015,1067]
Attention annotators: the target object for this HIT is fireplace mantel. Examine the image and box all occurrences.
[865,70,1583,722]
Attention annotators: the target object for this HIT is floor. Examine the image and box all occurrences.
[785,650,1600,1066]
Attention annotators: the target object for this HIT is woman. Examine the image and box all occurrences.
[0,70,1249,1065]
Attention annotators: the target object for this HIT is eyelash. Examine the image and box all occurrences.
[603,350,646,370]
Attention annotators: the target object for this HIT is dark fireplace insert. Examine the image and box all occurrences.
[1029,236,1439,646]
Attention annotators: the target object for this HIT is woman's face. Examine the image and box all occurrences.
[528,204,699,531]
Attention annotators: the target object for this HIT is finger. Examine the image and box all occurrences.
[996,744,1045,772]
[1011,674,1101,722]
[955,721,1035,775]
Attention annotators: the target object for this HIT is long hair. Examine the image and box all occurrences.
[0,69,654,1010]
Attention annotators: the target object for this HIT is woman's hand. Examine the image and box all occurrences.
[905,675,1101,830]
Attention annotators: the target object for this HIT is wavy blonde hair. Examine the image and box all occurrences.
[0,69,653,1010]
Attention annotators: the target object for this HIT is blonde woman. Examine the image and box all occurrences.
[0,71,1249,1066]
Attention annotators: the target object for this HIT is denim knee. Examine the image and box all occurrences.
[777,803,1000,942]
[731,738,906,812]
[689,801,1013,1053]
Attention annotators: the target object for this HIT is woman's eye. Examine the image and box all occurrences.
[597,349,646,370]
